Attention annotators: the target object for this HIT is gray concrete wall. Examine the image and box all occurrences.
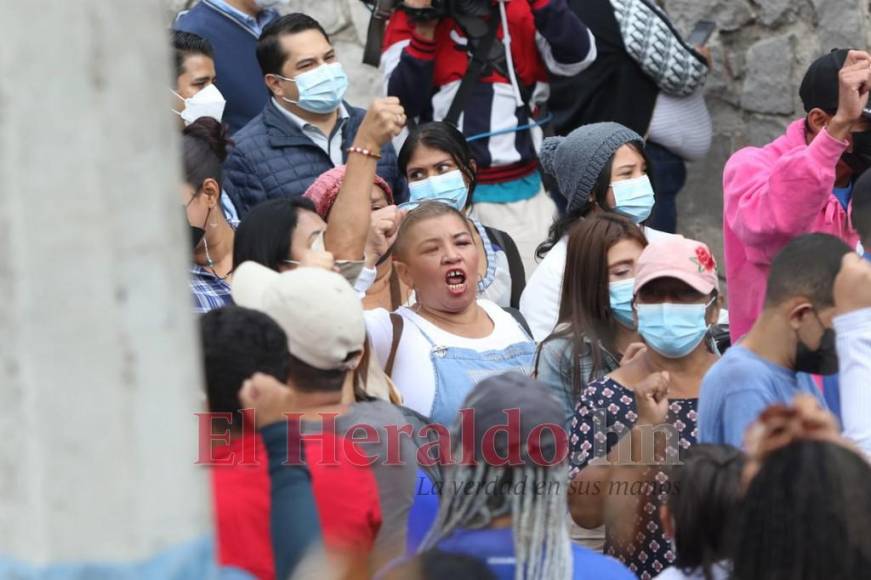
[2,0,209,563]
[168,0,871,284]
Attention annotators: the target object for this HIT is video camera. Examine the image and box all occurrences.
[360,0,497,66]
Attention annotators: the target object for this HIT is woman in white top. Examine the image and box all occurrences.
[366,202,535,426]
[521,122,674,340]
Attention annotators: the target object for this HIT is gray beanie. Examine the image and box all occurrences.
[540,122,644,213]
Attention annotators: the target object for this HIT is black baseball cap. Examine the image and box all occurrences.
[799,49,850,113]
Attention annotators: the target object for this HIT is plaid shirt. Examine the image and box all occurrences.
[191,265,233,314]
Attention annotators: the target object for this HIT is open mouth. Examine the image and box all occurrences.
[445,268,467,295]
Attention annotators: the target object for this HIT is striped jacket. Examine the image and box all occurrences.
[382,0,596,187]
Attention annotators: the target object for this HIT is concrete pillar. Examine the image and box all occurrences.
[0,0,209,564]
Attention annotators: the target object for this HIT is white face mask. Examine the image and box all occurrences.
[172,83,226,126]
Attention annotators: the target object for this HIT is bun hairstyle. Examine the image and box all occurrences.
[182,117,233,189]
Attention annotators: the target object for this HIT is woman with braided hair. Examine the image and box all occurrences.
[419,372,634,580]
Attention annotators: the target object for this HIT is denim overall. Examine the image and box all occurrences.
[407,318,536,426]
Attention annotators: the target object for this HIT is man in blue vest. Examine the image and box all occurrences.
[174,0,285,134]
[223,13,406,217]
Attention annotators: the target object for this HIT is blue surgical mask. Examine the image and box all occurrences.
[636,300,712,358]
[277,62,348,114]
[609,279,636,329]
[407,169,469,211]
[612,175,655,223]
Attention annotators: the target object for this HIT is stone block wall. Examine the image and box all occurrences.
[663,0,870,283]
[167,0,871,292]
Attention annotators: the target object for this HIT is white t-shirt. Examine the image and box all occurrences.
[365,300,532,417]
[520,227,677,341]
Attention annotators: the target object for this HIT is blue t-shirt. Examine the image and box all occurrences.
[698,345,826,447]
[436,527,634,580]
[833,183,854,211]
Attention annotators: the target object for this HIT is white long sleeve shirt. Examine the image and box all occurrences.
[835,307,871,459]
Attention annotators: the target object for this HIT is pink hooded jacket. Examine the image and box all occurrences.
[723,119,859,340]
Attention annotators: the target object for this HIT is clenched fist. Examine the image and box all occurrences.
[238,373,298,428]
[355,97,407,151]
[366,205,405,266]
[634,371,670,427]
[829,50,871,140]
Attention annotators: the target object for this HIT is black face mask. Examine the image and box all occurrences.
[190,224,206,249]
[794,313,839,375]
[843,129,871,177]
[185,189,209,250]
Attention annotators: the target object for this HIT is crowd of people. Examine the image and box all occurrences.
[156,1,871,579]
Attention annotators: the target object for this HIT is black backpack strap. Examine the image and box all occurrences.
[484,226,526,309]
[362,0,394,67]
[502,307,533,340]
[443,13,501,127]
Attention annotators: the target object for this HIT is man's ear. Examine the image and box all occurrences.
[346,351,364,372]
[806,109,831,137]
[786,299,814,331]
[264,74,282,98]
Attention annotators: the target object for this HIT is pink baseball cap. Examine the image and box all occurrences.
[634,236,719,296]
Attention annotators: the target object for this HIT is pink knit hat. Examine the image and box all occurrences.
[303,165,394,219]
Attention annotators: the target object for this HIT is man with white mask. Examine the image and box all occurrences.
[175,0,286,134]
[223,13,407,217]
[172,30,238,226]
[171,31,226,127]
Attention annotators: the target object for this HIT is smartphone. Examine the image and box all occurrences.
[687,20,716,46]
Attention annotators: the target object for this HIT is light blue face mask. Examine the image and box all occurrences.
[636,300,713,358]
[612,174,655,223]
[407,169,469,211]
[609,278,636,329]
[276,62,348,114]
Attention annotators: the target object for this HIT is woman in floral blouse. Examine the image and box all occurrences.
[568,237,721,579]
